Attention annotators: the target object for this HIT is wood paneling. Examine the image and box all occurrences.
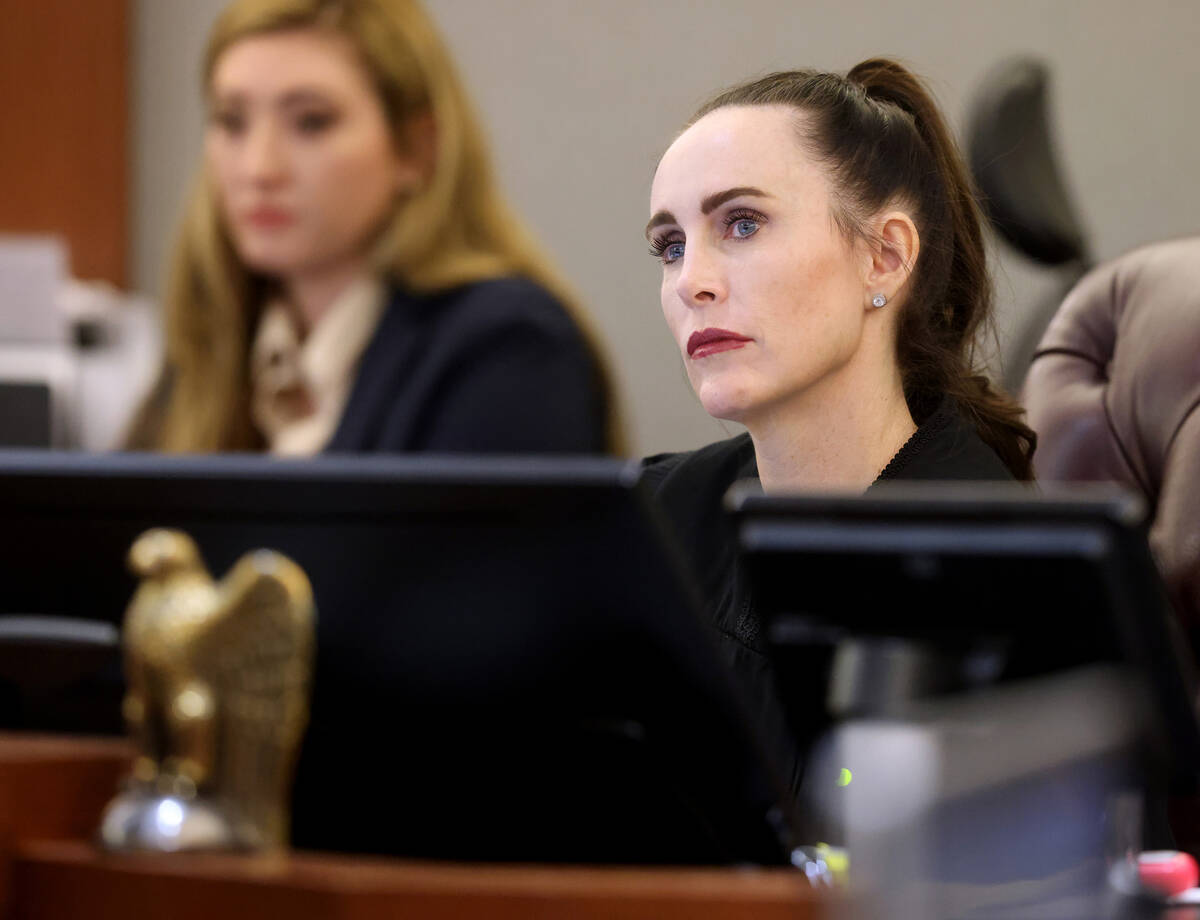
[0,0,129,286]
[0,734,131,842]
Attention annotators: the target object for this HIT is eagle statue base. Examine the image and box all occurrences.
[99,787,247,852]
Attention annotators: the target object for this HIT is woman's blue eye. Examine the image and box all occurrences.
[664,242,686,263]
[732,218,758,238]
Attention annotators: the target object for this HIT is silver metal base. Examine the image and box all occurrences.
[98,788,254,852]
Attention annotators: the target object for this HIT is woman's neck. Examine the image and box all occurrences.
[282,257,372,336]
[747,361,916,494]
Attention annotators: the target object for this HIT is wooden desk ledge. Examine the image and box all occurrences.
[0,734,133,842]
[0,736,853,920]
[11,841,840,920]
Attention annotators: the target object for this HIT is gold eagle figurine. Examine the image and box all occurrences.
[99,528,315,852]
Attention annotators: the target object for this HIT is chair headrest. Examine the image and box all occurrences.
[967,57,1089,266]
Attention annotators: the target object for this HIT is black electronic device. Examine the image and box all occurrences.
[0,450,794,865]
[728,482,1200,781]
[729,483,1200,916]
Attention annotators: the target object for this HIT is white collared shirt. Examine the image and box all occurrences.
[250,276,386,455]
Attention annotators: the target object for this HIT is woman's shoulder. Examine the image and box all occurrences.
[642,432,757,498]
[388,276,580,342]
[341,276,605,454]
[875,394,1014,484]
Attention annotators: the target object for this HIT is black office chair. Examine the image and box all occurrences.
[966,56,1093,393]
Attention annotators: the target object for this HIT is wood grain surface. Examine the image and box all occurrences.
[0,0,129,285]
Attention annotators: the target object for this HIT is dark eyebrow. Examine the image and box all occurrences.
[644,210,677,240]
[645,186,772,240]
[701,186,771,213]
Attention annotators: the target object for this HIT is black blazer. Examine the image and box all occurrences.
[326,277,607,454]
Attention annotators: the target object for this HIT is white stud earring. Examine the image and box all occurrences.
[871,293,888,308]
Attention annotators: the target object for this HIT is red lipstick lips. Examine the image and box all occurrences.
[687,327,752,358]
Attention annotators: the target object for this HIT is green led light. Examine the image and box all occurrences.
[837,768,853,787]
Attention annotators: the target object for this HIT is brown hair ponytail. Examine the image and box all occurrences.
[692,59,1036,479]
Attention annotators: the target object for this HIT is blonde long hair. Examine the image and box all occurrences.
[130,0,622,452]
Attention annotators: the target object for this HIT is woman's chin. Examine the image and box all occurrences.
[234,246,298,278]
[696,388,753,424]
[231,232,315,278]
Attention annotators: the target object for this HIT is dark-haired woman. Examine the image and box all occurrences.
[641,60,1036,796]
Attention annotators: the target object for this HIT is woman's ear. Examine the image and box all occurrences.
[864,210,920,308]
[393,110,437,193]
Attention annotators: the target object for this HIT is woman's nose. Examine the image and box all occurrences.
[242,123,288,186]
[674,245,725,307]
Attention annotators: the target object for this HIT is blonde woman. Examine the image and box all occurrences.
[129,0,619,455]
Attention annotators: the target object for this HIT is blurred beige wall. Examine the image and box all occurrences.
[132,0,1200,456]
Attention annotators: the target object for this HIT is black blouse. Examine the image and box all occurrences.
[641,395,1016,797]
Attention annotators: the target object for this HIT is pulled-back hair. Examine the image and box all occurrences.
[692,59,1035,480]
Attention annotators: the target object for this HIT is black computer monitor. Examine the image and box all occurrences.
[0,450,794,865]
[728,482,1200,781]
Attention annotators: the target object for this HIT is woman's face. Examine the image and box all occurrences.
[206,28,418,282]
[648,105,874,425]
